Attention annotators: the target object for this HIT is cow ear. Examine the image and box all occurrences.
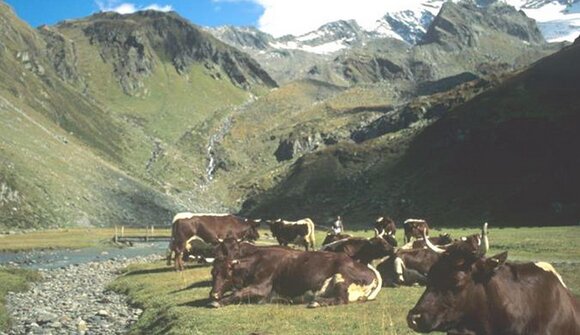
[476,251,508,279]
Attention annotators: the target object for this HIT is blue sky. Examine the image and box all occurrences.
[4,0,264,29]
[3,0,429,37]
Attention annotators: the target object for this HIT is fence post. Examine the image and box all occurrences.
[151,225,154,236]
[145,226,149,242]
[114,226,118,243]
[121,226,125,238]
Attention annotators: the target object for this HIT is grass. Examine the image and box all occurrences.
[109,226,580,335]
[0,268,41,331]
[0,228,171,252]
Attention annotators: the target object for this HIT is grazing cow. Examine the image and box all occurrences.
[322,233,353,247]
[209,240,382,308]
[403,219,429,243]
[168,213,260,271]
[266,218,316,250]
[407,223,580,335]
[320,236,395,264]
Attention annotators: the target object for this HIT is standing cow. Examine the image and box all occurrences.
[266,218,316,250]
[407,223,580,334]
[168,213,260,271]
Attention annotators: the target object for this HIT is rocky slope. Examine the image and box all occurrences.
[241,38,580,227]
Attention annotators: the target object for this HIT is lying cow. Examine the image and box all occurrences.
[403,218,429,243]
[168,212,260,271]
[266,218,316,250]
[407,223,580,334]
[381,232,481,286]
[321,233,353,247]
[209,240,382,308]
[409,233,453,249]
[320,236,395,264]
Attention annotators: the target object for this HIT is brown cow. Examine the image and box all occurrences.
[407,223,580,334]
[321,233,353,246]
[266,218,316,250]
[410,234,453,249]
[209,240,382,308]
[168,212,260,271]
[403,219,429,243]
[320,236,395,265]
[381,233,480,286]
[374,216,396,237]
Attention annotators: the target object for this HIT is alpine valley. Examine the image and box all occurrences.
[0,0,578,229]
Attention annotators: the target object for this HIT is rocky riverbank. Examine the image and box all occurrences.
[2,254,161,335]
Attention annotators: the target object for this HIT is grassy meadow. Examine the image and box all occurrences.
[0,226,578,334]
[108,225,580,335]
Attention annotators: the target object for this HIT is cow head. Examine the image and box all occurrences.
[242,224,260,242]
[210,258,238,301]
[407,223,498,333]
[437,233,453,245]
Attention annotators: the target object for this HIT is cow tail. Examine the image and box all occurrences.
[366,264,382,301]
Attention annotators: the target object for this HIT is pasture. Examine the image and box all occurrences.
[110,225,580,335]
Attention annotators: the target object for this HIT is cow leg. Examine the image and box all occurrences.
[217,283,272,306]
[308,281,349,308]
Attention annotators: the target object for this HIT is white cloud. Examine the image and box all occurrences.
[252,0,428,37]
[96,1,172,14]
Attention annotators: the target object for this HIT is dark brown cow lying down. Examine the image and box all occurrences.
[319,236,395,265]
[321,233,353,246]
[407,223,580,335]
[209,239,382,308]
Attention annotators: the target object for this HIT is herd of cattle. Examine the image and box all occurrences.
[167,213,580,334]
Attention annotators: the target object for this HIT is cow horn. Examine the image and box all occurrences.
[374,228,385,238]
[422,229,445,254]
[478,222,489,255]
[231,259,239,265]
[217,238,224,243]
[236,238,242,243]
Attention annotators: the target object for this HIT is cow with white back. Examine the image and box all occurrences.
[208,239,382,308]
[266,218,316,250]
[168,212,261,271]
[407,223,580,334]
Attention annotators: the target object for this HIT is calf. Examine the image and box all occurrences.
[403,219,429,243]
[407,223,580,335]
[266,218,316,250]
[320,236,395,264]
[209,242,382,308]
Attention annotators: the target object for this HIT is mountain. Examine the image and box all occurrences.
[210,0,559,86]
[241,37,580,227]
[0,2,276,229]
